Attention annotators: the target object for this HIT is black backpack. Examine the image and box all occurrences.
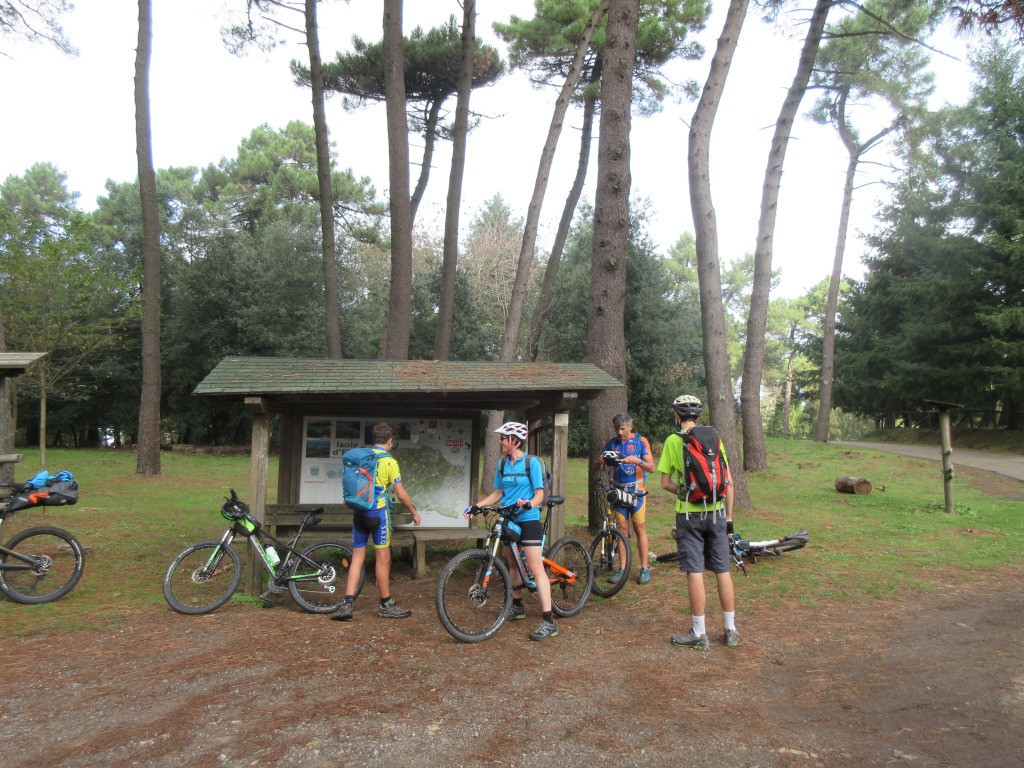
[681,426,728,506]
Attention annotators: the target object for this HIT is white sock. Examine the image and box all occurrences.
[724,611,736,631]
[692,615,706,636]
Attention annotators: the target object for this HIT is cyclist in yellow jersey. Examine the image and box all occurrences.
[331,423,420,621]
[657,395,739,650]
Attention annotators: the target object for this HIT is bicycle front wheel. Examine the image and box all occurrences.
[0,526,85,604]
[163,541,241,615]
[435,549,511,643]
[288,540,363,613]
[547,537,592,617]
[588,526,632,598]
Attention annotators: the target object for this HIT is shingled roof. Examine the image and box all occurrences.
[0,352,46,377]
[195,357,622,409]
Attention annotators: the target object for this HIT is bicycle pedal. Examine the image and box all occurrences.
[257,591,277,604]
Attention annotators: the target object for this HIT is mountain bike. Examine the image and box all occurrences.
[0,473,85,605]
[163,490,363,615]
[589,477,646,598]
[435,495,593,643]
[655,527,809,577]
[730,529,809,576]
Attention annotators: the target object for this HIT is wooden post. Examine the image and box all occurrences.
[245,396,270,597]
[925,400,961,515]
[550,410,570,543]
[938,409,955,515]
[0,452,23,496]
[0,376,12,485]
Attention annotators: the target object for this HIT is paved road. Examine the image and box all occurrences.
[836,441,1024,482]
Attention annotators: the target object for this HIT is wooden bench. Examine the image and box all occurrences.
[265,504,482,578]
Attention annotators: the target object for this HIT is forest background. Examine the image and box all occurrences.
[1,1,1022,514]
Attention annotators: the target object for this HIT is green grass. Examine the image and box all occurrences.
[1,440,1020,636]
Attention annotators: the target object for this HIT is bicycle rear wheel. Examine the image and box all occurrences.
[288,540,363,613]
[435,549,511,643]
[0,526,85,604]
[547,537,592,617]
[163,541,241,615]
[588,527,631,598]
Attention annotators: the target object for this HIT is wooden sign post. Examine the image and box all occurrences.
[925,400,962,515]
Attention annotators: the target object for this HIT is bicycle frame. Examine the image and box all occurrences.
[479,504,581,593]
[205,508,332,588]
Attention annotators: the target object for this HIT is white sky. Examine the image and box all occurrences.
[1,0,975,298]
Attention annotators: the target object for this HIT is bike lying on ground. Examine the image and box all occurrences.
[163,490,363,615]
[656,527,809,577]
[729,529,809,576]
[435,495,593,643]
[0,471,84,605]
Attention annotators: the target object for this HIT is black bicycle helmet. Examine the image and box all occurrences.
[672,394,702,420]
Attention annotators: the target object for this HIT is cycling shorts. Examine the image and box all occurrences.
[613,493,647,527]
[514,518,543,548]
[352,508,391,550]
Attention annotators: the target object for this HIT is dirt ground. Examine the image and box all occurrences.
[1,470,1021,768]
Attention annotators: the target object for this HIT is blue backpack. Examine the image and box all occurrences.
[341,447,390,513]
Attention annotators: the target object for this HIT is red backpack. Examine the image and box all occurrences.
[681,426,728,506]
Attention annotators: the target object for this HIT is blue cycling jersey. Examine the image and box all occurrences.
[493,453,545,522]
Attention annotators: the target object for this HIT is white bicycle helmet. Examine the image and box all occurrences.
[494,421,529,441]
[672,394,702,420]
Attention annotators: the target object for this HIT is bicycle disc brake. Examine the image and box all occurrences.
[316,565,337,586]
[467,582,491,606]
[29,554,53,576]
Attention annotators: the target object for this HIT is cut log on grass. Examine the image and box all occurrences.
[835,476,872,495]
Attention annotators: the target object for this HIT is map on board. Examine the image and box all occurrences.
[299,416,472,528]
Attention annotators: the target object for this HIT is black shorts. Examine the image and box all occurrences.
[515,518,544,547]
[674,510,730,574]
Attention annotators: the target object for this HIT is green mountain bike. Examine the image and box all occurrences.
[163,490,363,615]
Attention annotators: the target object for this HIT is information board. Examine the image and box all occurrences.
[299,416,472,528]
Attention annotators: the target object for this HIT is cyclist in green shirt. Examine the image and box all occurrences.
[657,395,739,650]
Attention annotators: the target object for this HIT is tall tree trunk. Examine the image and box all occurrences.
[816,89,895,441]
[304,0,342,359]
[782,326,796,438]
[434,0,476,361]
[410,98,443,224]
[527,80,599,362]
[0,314,12,484]
[816,150,856,442]
[135,0,161,476]
[686,0,750,508]
[379,0,413,361]
[586,0,637,531]
[483,0,609,483]
[37,363,48,467]
[741,0,832,471]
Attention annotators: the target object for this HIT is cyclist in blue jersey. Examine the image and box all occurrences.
[597,413,657,584]
[466,421,556,641]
